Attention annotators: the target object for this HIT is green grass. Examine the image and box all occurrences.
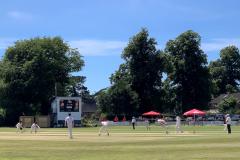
[0,125,240,160]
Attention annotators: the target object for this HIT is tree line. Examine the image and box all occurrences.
[0,29,240,125]
[96,29,240,117]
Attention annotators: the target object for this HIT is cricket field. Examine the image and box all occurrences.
[0,125,240,160]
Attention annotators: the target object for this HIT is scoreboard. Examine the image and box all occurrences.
[59,100,79,112]
[51,97,82,125]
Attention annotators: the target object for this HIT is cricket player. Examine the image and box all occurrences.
[223,115,227,131]
[157,116,168,134]
[98,120,110,136]
[30,122,40,133]
[131,116,136,130]
[16,121,23,133]
[65,113,74,139]
[176,116,183,133]
[225,114,231,134]
[145,118,150,131]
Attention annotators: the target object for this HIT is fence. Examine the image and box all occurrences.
[20,115,50,128]
[35,116,50,127]
[20,116,34,128]
[100,120,240,126]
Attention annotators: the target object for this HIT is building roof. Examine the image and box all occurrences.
[210,93,240,106]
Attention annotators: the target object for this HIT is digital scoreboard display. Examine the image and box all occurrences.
[59,100,79,112]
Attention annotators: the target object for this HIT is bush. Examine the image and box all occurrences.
[81,114,98,127]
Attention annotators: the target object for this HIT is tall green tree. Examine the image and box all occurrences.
[109,80,139,115]
[95,88,112,114]
[96,29,168,115]
[96,62,139,116]
[165,30,211,112]
[209,60,224,96]
[0,37,84,124]
[121,28,166,113]
[109,63,139,115]
[209,46,240,95]
[161,78,177,114]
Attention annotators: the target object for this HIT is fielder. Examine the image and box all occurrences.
[145,118,150,131]
[225,114,231,134]
[176,116,183,133]
[131,116,136,130]
[223,115,227,131]
[16,121,23,133]
[98,120,110,136]
[30,122,40,133]
[65,113,74,139]
[157,116,169,134]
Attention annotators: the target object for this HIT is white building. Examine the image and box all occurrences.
[51,97,82,126]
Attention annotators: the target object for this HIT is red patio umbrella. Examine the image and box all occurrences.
[183,108,206,133]
[113,116,119,122]
[122,116,126,122]
[142,111,160,116]
[183,109,206,116]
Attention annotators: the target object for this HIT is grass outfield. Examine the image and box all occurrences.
[0,125,240,160]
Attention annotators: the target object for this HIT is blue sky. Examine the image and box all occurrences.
[0,0,240,93]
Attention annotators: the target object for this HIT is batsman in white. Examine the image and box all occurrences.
[157,116,168,134]
[30,122,40,133]
[98,120,110,136]
[16,121,23,133]
[65,113,74,139]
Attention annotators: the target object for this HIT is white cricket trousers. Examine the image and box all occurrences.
[99,125,109,135]
[176,125,181,133]
[67,125,73,139]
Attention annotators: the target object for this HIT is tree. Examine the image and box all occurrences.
[108,80,139,115]
[96,80,139,116]
[209,46,240,95]
[95,88,112,114]
[165,30,211,112]
[96,29,171,115]
[218,96,238,114]
[209,60,224,96]
[161,79,177,114]
[0,37,84,124]
[121,28,166,113]
[95,57,139,116]
[67,76,95,104]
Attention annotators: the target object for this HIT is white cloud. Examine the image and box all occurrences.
[7,11,33,21]
[202,39,240,52]
[1,37,240,57]
[0,38,127,56]
[70,40,127,56]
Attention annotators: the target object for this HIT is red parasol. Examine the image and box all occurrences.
[113,115,119,122]
[122,116,126,122]
[183,108,205,133]
[142,111,160,116]
[183,109,206,116]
